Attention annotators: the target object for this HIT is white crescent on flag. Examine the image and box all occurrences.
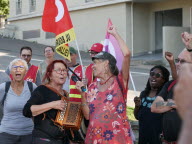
[55,0,65,22]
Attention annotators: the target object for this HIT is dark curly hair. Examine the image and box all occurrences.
[142,65,170,96]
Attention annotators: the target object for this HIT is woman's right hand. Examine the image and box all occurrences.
[134,96,141,107]
[51,100,66,111]
[75,81,85,93]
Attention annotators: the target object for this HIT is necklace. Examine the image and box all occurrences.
[100,75,114,85]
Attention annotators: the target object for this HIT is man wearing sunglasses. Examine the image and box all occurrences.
[151,46,192,144]
[5,46,41,86]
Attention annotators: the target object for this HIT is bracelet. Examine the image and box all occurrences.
[81,103,87,107]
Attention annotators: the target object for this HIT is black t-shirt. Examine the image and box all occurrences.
[158,80,174,101]
[158,80,182,142]
[138,91,162,144]
[23,85,67,139]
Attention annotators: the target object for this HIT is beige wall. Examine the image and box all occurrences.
[132,3,150,55]
[7,0,192,55]
[9,0,45,18]
[163,26,190,64]
[8,2,129,51]
[69,3,128,51]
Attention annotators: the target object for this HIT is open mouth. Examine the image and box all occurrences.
[60,77,65,81]
[151,79,157,84]
[15,74,21,77]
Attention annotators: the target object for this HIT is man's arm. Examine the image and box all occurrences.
[151,96,173,113]
[174,63,192,144]
[178,111,192,144]
[165,51,177,80]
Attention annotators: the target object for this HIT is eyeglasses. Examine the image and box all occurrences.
[45,50,53,53]
[12,65,25,70]
[53,69,68,74]
[175,58,190,64]
[150,71,163,78]
[21,54,31,58]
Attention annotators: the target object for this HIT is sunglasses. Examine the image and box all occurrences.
[150,71,163,78]
[21,54,31,58]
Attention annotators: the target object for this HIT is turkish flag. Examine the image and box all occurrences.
[42,0,73,35]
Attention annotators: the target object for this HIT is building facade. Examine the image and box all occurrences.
[5,0,192,57]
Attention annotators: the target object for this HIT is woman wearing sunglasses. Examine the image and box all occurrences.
[0,58,37,144]
[134,65,170,144]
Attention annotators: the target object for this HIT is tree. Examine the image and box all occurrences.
[0,0,9,16]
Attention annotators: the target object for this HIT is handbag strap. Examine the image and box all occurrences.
[44,84,69,99]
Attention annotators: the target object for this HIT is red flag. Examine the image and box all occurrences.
[42,0,73,35]
[42,0,76,60]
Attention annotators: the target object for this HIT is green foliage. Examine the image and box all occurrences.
[127,106,137,121]
[0,0,9,16]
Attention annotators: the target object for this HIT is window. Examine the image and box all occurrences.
[30,0,36,12]
[16,0,22,15]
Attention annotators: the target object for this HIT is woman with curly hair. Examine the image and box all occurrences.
[134,65,170,144]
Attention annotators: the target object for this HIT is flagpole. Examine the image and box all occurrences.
[129,72,137,96]
[74,39,85,78]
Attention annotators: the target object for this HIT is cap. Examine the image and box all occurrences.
[92,51,116,66]
[69,47,77,54]
[89,43,103,53]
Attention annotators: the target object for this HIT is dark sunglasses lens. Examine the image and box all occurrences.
[155,73,161,78]
[150,71,155,77]
[150,71,161,78]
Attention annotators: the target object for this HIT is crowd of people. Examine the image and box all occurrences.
[0,26,192,144]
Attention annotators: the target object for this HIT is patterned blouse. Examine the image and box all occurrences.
[85,74,133,144]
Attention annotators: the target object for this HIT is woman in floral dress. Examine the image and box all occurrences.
[76,26,133,144]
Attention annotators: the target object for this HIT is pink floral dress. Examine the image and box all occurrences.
[85,74,133,144]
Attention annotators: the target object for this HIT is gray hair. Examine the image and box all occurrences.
[9,58,28,71]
